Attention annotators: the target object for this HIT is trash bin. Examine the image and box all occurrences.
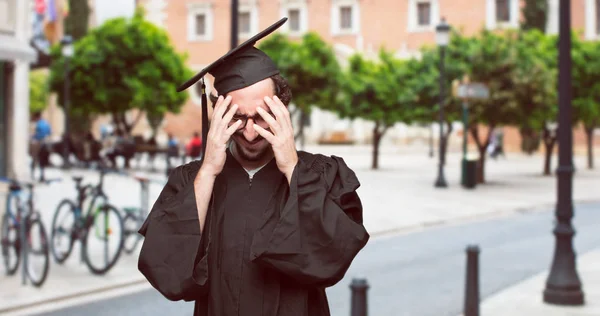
[462,159,478,189]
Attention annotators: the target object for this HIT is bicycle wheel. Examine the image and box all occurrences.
[122,211,141,255]
[83,204,124,275]
[1,213,20,275]
[25,216,50,287]
[50,199,77,264]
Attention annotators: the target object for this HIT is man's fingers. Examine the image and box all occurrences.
[263,96,285,124]
[225,120,243,135]
[221,104,238,129]
[211,95,225,120]
[256,107,280,132]
[253,124,276,144]
[213,95,232,122]
[273,96,292,126]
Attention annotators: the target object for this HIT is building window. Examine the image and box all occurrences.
[417,2,431,26]
[187,3,213,42]
[289,8,301,32]
[408,0,438,33]
[280,0,308,35]
[195,14,206,36]
[486,0,517,29]
[239,12,251,34]
[496,0,510,22]
[238,3,258,39]
[340,6,353,30]
[331,0,360,36]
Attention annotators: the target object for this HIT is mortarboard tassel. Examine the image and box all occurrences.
[200,79,208,163]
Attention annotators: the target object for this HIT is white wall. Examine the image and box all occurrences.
[6,0,35,179]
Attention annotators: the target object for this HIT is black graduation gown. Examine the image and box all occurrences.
[138,149,369,316]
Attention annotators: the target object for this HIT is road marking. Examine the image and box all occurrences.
[1,281,152,316]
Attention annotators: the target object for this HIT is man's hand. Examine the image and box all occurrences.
[196,95,243,181]
[253,96,298,183]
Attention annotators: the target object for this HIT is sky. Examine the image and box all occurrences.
[94,0,136,25]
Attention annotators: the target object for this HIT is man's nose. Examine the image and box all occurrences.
[242,118,259,142]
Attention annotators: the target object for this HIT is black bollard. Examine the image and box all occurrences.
[464,245,480,316]
[350,278,369,316]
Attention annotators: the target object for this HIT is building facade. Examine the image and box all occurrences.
[0,0,37,179]
[140,0,599,151]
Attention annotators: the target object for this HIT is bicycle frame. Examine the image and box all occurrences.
[4,183,36,285]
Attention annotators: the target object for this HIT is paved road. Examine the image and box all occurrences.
[36,202,600,316]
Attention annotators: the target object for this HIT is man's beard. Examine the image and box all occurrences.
[232,137,272,162]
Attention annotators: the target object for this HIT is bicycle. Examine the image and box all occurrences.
[49,167,125,275]
[1,177,59,287]
[121,174,163,255]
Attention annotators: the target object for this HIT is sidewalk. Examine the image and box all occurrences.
[0,145,599,313]
[475,248,600,316]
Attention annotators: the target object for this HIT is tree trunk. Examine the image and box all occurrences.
[542,127,557,175]
[469,124,495,184]
[585,126,594,169]
[442,121,453,166]
[372,122,381,170]
[371,122,389,170]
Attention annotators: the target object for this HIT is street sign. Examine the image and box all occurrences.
[457,83,489,100]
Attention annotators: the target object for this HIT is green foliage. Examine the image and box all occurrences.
[414,31,476,124]
[521,0,548,32]
[258,32,342,114]
[511,29,558,153]
[64,0,90,41]
[466,29,520,127]
[49,7,192,134]
[338,49,418,127]
[572,34,600,129]
[29,70,50,116]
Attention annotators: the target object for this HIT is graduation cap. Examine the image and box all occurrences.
[176,17,288,159]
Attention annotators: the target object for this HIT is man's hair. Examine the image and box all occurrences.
[208,73,292,107]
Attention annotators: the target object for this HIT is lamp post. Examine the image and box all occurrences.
[61,35,74,169]
[429,124,434,158]
[434,18,450,188]
[543,0,585,306]
[460,75,470,186]
[231,0,239,50]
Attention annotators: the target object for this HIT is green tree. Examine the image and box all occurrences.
[415,30,475,170]
[463,29,520,183]
[29,70,50,116]
[64,0,90,41]
[572,36,600,169]
[521,0,548,32]
[49,8,192,136]
[512,29,558,175]
[338,49,418,169]
[258,32,342,149]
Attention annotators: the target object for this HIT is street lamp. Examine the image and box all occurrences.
[61,35,74,169]
[434,18,450,188]
[231,0,239,50]
[543,0,585,305]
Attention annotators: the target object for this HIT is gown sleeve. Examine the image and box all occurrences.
[249,154,369,288]
[137,161,211,301]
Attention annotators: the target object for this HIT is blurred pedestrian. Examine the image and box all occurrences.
[186,131,203,160]
[29,112,52,181]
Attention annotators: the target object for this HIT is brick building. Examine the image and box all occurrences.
[131,1,600,152]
